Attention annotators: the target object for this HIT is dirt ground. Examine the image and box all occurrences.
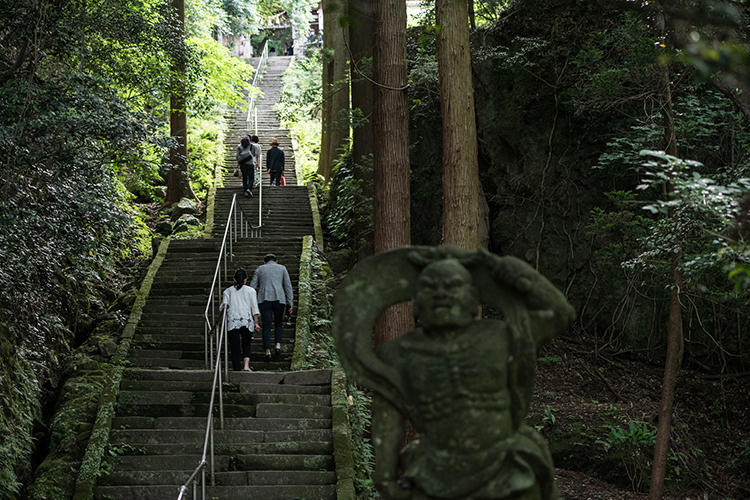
[530,336,750,499]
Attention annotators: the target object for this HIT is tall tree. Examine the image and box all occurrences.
[648,8,684,498]
[436,0,481,250]
[166,0,195,203]
[373,0,411,343]
[318,0,350,181]
[349,0,376,258]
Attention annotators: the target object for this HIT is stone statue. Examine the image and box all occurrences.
[333,246,575,499]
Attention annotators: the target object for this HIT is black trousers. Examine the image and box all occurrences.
[260,301,285,349]
[269,170,282,186]
[228,326,252,371]
[241,163,255,191]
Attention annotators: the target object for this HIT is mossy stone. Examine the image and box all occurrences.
[170,197,199,220]
[155,220,173,236]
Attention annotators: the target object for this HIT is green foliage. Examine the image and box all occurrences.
[256,0,317,37]
[473,0,512,25]
[588,191,652,263]
[347,384,376,498]
[568,11,659,116]
[595,91,750,175]
[298,244,336,370]
[276,50,323,181]
[542,404,556,426]
[596,420,657,492]
[295,244,375,498]
[188,37,253,116]
[0,0,253,492]
[323,150,375,253]
[188,118,226,200]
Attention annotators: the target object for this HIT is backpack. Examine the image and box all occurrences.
[238,142,255,166]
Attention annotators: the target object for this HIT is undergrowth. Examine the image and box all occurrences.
[298,243,376,498]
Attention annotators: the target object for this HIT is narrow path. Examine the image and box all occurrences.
[96,56,335,499]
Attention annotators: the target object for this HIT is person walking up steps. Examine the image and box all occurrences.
[250,134,261,189]
[236,136,256,197]
[221,268,260,371]
[266,139,285,186]
[250,254,294,362]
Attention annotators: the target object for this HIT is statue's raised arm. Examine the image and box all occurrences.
[476,253,576,347]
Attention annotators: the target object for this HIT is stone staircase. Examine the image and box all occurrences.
[95,56,337,499]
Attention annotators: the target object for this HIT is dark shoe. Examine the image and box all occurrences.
[264,353,272,362]
[247,189,253,198]
[274,347,281,358]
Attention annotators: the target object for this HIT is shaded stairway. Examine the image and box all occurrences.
[95,56,337,499]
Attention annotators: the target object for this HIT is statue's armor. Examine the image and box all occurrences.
[381,321,555,499]
[399,321,514,452]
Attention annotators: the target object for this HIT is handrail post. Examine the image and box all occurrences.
[210,419,215,486]
[219,327,224,430]
[223,314,228,381]
[228,205,233,263]
[202,467,207,498]
[192,478,197,500]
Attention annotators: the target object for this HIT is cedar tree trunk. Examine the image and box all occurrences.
[436,0,481,250]
[373,0,411,344]
[166,0,194,204]
[350,0,376,258]
[318,0,350,182]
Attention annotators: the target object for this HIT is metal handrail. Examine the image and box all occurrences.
[177,308,227,500]
[245,42,267,231]
[179,194,257,499]
[204,194,258,373]
[246,40,269,135]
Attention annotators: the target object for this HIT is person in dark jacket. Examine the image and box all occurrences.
[266,139,285,186]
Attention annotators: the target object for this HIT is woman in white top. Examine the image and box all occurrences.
[221,268,260,371]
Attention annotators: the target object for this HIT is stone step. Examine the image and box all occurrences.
[131,339,296,354]
[108,452,332,472]
[118,390,330,407]
[130,358,291,371]
[133,333,297,345]
[111,429,332,446]
[115,401,255,418]
[94,483,336,500]
[127,440,332,457]
[133,328,295,339]
[131,352,295,365]
[112,416,331,431]
[102,469,335,486]
[122,369,329,384]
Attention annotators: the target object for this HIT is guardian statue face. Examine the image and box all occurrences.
[414,258,479,332]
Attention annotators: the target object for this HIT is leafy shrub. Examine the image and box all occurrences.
[276,49,323,181]
[597,420,657,491]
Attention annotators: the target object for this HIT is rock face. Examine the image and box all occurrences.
[333,246,574,500]
[404,4,661,356]
[170,197,199,221]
